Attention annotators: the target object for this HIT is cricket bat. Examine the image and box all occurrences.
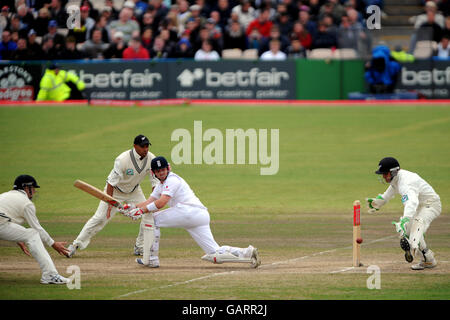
[74,179,123,209]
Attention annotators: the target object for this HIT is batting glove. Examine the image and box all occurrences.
[392,216,410,238]
[119,207,143,221]
[366,195,386,213]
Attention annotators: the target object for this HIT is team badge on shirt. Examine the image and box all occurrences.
[126,169,134,176]
[401,194,409,203]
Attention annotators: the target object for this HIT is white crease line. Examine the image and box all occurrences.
[330,267,355,274]
[113,235,396,299]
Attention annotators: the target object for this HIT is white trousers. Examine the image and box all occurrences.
[73,187,151,250]
[0,221,58,278]
[150,204,246,258]
[406,198,441,251]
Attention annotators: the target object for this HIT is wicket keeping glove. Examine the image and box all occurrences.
[119,207,143,221]
[392,216,410,238]
[366,195,386,214]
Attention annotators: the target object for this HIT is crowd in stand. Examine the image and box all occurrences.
[0,0,449,61]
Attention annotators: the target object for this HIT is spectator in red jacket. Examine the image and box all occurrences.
[246,7,273,38]
[123,35,150,59]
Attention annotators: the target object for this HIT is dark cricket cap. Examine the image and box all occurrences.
[134,134,151,146]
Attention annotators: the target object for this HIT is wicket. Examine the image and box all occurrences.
[353,200,363,267]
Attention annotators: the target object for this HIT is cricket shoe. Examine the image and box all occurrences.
[243,245,261,268]
[40,274,70,285]
[136,258,160,268]
[67,244,78,258]
[133,245,143,256]
[400,237,413,263]
[411,249,437,270]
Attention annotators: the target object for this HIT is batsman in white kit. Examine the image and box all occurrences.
[366,157,441,270]
[67,135,159,258]
[0,175,70,284]
[119,156,261,268]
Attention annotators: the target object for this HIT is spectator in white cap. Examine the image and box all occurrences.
[103,30,126,59]
[412,1,445,29]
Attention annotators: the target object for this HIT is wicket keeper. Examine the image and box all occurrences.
[366,157,441,270]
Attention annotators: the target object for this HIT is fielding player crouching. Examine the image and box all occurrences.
[119,156,261,268]
[366,157,441,270]
[0,175,70,284]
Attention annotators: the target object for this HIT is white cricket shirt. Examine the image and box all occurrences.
[0,190,54,246]
[151,172,206,209]
[382,169,440,218]
[107,148,158,193]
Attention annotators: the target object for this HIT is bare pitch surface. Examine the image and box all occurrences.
[0,104,449,299]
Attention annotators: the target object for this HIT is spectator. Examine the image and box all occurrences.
[177,0,192,35]
[223,20,247,51]
[311,21,338,49]
[58,36,87,60]
[49,0,67,28]
[26,29,44,60]
[319,0,346,25]
[364,45,401,94]
[215,0,232,32]
[291,21,312,50]
[205,17,223,51]
[149,0,169,29]
[133,0,150,19]
[298,7,317,38]
[10,37,29,60]
[246,7,273,39]
[231,0,255,30]
[194,25,220,53]
[416,9,444,43]
[247,28,262,51]
[81,28,109,59]
[104,0,119,20]
[16,4,35,32]
[80,0,100,21]
[172,37,195,58]
[275,12,293,36]
[194,39,220,60]
[347,8,371,57]
[148,35,170,59]
[412,1,445,29]
[33,7,51,37]
[40,35,59,60]
[337,14,359,51]
[79,5,96,40]
[306,0,321,18]
[90,15,111,43]
[46,20,65,50]
[140,12,157,35]
[0,29,17,60]
[108,7,140,44]
[103,31,126,59]
[258,24,290,56]
[434,33,450,59]
[141,27,153,52]
[158,28,176,56]
[123,35,150,59]
[286,34,306,58]
[260,38,287,60]
[7,14,26,37]
[280,0,299,22]
[189,4,206,27]
[1,6,10,34]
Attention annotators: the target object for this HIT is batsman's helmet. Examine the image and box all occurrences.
[13,175,40,190]
[375,157,400,174]
[151,156,169,171]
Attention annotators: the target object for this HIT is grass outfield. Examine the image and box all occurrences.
[0,104,449,300]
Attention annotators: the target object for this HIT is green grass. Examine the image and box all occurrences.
[0,104,450,300]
